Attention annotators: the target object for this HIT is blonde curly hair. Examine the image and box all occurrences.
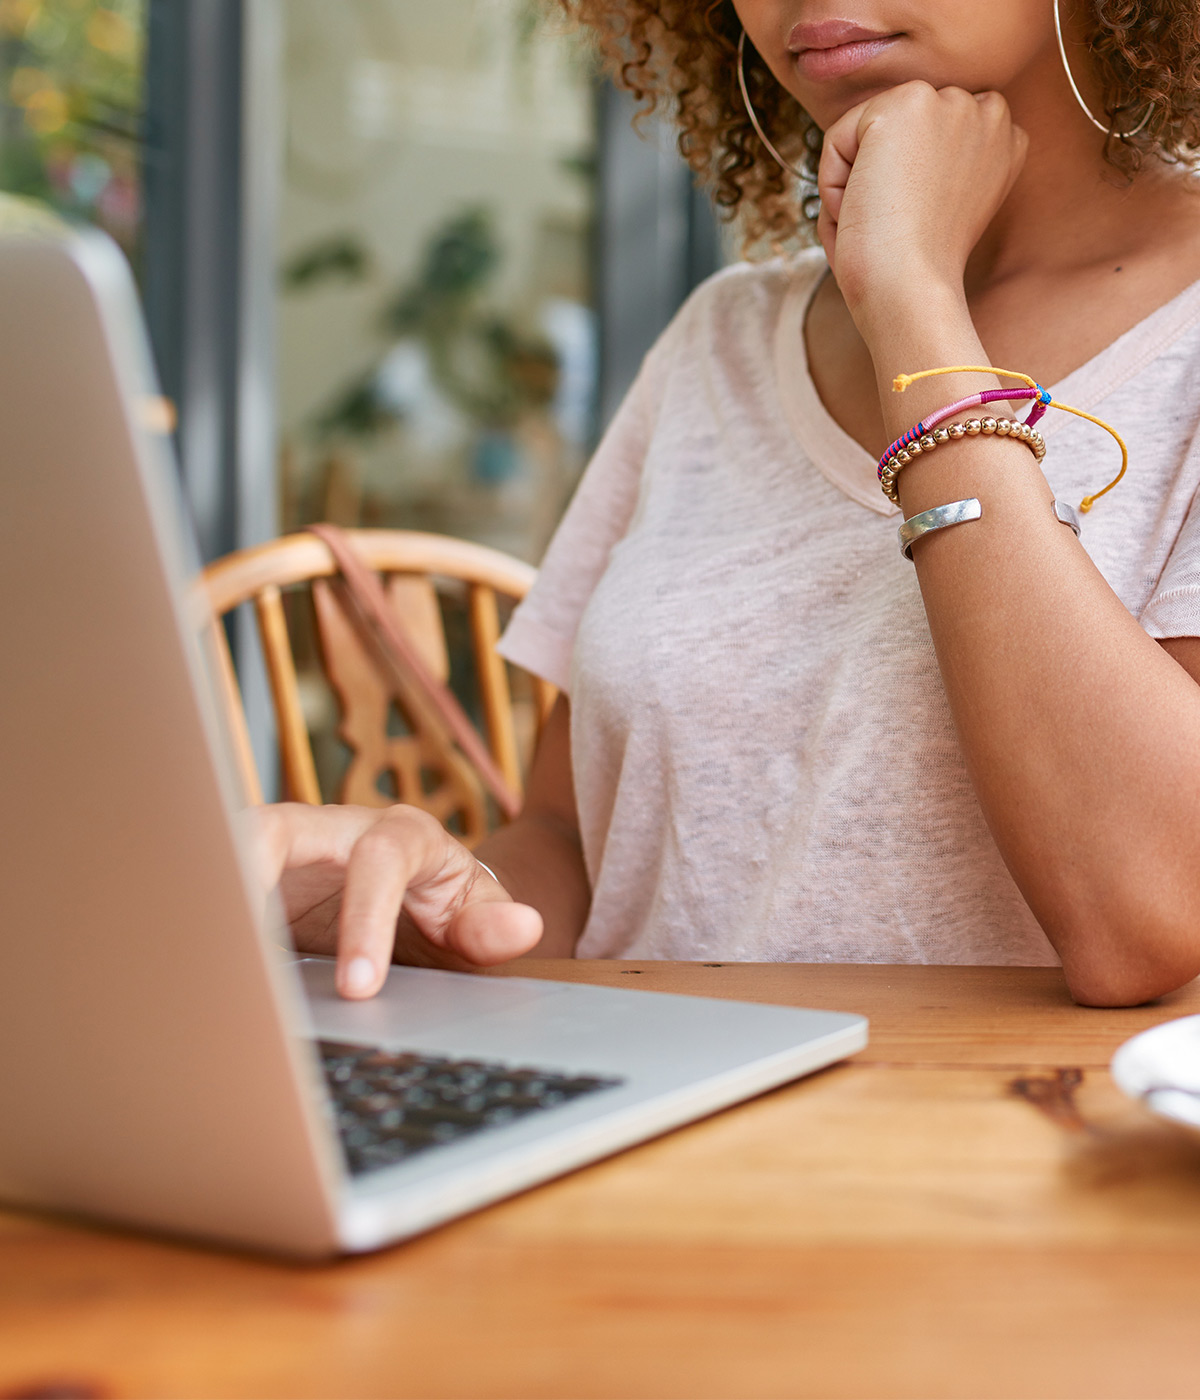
[556,0,1200,249]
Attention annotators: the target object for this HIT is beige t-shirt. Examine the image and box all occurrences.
[499,249,1200,963]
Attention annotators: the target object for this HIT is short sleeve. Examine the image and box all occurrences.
[498,344,667,691]
[1140,481,1200,639]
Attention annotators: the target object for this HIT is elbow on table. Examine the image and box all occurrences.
[1058,920,1200,1008]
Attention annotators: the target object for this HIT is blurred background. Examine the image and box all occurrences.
[0,0,728,793]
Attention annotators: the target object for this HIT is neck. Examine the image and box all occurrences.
[965,35,1171,295]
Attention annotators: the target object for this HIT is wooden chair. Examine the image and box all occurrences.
[201,528,556,844]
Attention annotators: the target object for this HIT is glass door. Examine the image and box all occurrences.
[277,0,598,566]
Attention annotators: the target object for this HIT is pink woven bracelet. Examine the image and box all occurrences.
[878,384,1052,481]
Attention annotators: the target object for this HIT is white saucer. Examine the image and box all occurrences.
[1111,1014,1200,1131]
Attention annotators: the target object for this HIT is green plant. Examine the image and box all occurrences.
[299,208,558,445]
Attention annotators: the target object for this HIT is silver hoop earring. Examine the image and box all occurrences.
[737,30,806,181]
[1053,0,1151,138]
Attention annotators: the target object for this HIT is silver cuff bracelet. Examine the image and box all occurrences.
[898,497,982,560]
[1053,499,1082,538]
[898,497,1083,561]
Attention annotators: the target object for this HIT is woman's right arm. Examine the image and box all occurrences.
[249,295,662,996]
[246,695,587,998]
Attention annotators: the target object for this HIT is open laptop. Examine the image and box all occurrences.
[0,225,867,1258]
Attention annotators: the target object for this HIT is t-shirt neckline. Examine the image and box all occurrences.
[775,246,1200,518]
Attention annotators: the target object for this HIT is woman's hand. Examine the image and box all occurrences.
[243,803,544,999]
[816,82,1027,336]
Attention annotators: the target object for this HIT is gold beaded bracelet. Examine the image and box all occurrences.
[879,416,1047,506]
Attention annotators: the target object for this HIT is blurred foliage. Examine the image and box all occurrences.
[298,208,559,444]
[0,0,144,255]
[314,376,401,443]
[281,234,372,291]
[382,209,501,338]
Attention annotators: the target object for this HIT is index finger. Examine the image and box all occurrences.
[816,95,879,226]
[334,805,460,997]
[337,815,542,994]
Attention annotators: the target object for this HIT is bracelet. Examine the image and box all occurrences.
[880,417,1046,505]
[475,859,501,886]
[1053,499,1083,538]
[879,384,1049,478]
[891,363,1131,513]
[898,497,982,560]
[898,496,1083,561]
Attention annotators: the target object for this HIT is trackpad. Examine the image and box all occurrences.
[297,958,568,1046]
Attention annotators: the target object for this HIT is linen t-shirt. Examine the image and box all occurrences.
[498,248,1200,963]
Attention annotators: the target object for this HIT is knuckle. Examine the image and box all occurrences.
[379,802,434,837]
[366,804,462,865]
[356,817,412,858]
[907,80,938,103]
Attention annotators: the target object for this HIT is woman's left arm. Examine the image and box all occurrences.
[821,83,1200,1006]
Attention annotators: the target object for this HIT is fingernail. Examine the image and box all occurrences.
[343,956,376,995]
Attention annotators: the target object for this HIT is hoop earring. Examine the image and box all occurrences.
[1053,0,1150,139]
[737,30,806,181]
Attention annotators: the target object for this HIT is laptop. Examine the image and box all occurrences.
[0,226,867,1258]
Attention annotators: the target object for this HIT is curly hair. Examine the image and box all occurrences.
[555,1,1200,250]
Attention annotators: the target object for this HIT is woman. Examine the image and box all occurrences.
[254,0,1200,1006]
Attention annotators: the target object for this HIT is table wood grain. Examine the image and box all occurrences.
[3,964,1200,1400]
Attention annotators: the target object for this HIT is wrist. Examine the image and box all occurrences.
[863,295,998,444]
[844,269,967,349]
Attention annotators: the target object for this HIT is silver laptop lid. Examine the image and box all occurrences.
[0,227,342,1255]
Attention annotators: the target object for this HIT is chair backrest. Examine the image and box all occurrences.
[202,528,556,844]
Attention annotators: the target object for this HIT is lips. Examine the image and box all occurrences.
[787,19,901,81]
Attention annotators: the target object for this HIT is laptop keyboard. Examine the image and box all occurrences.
[318,1040,625,1177]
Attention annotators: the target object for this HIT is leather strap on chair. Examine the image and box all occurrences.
[306,523,522,821]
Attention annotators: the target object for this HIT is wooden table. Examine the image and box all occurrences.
[4,964,1200,1400]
